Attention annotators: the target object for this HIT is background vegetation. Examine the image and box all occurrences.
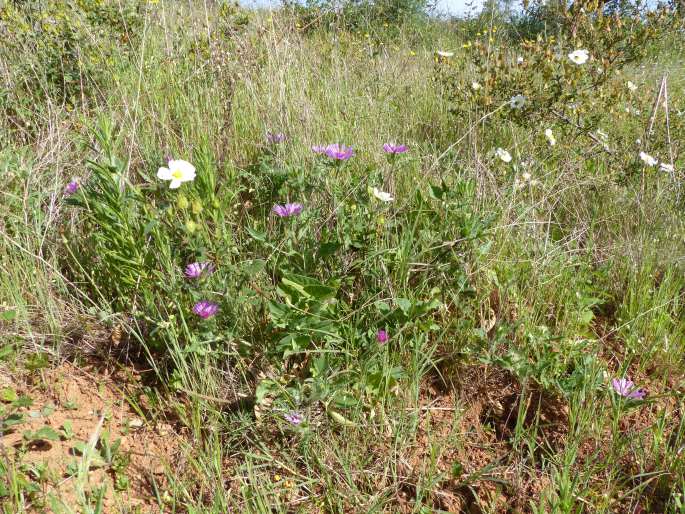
[1,0,684,512]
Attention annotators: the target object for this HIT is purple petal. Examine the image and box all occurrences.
[377,329,389,344]
[612,377,645,399]
[64,181,79,195]
[283,411,304,424]
[383,143,408,154]
[185,261,215,279]
[272,203,303,217]
[193,301,219,319]
[267,132,286,144]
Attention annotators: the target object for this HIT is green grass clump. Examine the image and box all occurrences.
[1,1,684,512]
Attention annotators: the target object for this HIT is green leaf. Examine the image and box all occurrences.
[0,388,17,403]
[0,310,16,321]
[25,352,50,371]
[2,413,25,428]
[245,226,266,242]
[26,426,61,442]
[328,410,356,427]
[62,420,74,440]
[12,395,32,408]
[242,259,266,276]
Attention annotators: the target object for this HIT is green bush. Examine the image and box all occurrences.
[0,0,144,139]
[283,0,428,33]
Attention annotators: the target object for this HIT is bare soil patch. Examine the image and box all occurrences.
[1,362,181,513]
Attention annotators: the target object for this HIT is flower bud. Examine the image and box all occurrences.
[177,195,189,210]
[185,220,198,234]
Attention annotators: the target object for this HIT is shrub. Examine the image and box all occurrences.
[0,0,144,139]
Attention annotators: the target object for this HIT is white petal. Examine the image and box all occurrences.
[169,159,196,180]
[157,167,172,180]
[169,179,182,189]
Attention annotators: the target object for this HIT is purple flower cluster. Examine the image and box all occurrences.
[611,378,646,400]
[166,137,405,323]
[272,203,304,217]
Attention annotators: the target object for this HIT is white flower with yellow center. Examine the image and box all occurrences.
[495,148,512,163]
[509,94,526,109]
[627,81,638,92]
[544,128,556,146]
[372,187,394,202]
[639,152,657,167]
[157,159,196,189]
[568,49,589,65]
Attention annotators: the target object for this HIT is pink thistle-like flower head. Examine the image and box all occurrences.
[185,261,215,279]
[377,329,389,344]
[64,180,79,195]
[193,300,219,319]
[272,203,304,217]
[324,144,354,161]
[382,143,408,154]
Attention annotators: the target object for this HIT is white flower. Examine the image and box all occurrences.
[627,81,638,92]
[516,56,524,64]
[509,94,526,109]
[471,81,482,91]
[521,172,532,181]
[372,187,394,202]
[639,152,657,167]
[436,50,454,58]
[659,162,674,173]
[495,148,512,163]
[568,49,589,65]
[544,128,556,146]
[157,159,196,189]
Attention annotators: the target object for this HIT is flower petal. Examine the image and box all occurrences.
[157,167,172,180]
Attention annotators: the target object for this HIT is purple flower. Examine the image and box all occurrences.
[325,144,354,161]
[383,143,408,154]
[185,261,215,279]
[377,329,389,344]
[64,180,79,195]
[611,378,646,400]
[267,132,286,144]
[272,203,303,217]
[192,301,219,319]
[283,411,304,425]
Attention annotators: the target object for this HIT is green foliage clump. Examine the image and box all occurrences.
[436,4,674,133]
[284,0,427,33]
[0,0,144,137]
